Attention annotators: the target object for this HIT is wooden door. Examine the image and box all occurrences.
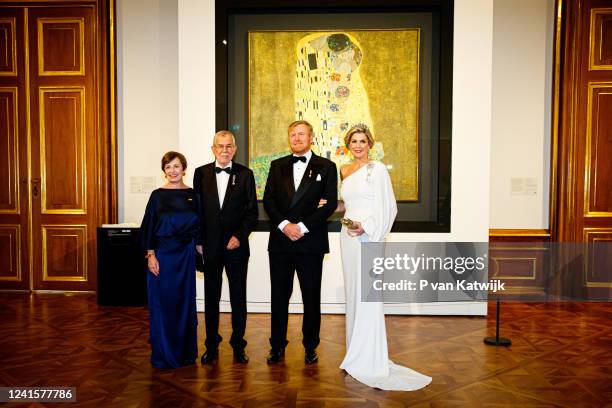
[28,6,98,290]
[0,8,29,290]
[0,2,114,292]
[555,0,612,296]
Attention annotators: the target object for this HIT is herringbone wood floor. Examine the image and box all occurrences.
[0,294,610,407]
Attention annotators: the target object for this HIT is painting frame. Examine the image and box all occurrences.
[216,0,453,233]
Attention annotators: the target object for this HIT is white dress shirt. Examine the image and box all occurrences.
[278,150,311,234]
[292,149,311,191]
[215,160,232,207]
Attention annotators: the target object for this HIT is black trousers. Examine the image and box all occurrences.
[269,252,324,350]
[203,252,248,351]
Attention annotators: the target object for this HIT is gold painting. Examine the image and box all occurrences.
[248,29,420,201]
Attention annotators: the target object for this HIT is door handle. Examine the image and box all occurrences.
[31,178,40,198]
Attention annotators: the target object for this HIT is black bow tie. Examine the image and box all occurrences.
[215,167,231,174]
[291,156,307,164]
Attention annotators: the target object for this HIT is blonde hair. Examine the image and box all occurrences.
[344,124,374,148]
[287,120,314,136]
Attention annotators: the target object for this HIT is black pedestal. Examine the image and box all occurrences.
[97,227,147,306]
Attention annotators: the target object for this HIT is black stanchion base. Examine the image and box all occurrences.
[484,337,512,346]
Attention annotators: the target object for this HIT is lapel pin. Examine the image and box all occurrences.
[232,175,236,185]
[309,169,312,178]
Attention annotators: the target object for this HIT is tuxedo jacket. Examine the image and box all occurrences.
[263,153,338,254]
[193,162,258,260]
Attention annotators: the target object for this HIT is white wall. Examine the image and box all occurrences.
[117,0,497,315]
[116,0,179,224]
[489,0,555,229]
[178,0,216,175]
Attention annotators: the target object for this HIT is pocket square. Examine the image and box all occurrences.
[316,174,322,181]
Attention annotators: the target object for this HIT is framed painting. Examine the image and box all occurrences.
[248,29,420,202]
[218,0,453,232]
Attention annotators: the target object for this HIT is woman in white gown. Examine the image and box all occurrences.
[337,124,431,391]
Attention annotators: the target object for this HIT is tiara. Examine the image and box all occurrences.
[351,122,370,132]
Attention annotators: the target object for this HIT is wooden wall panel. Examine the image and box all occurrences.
[0,8,28,291]
[492,258,536,280]
[0,225,21,281]
[0,18,17,76]
[39,87,85,213]
[585,83,612,216]
[583,228,612,288]
[42,225,87,281]
[0,87,19,213]
[489,236,549,296]
[37,18,84,76]
[589,9,612,69]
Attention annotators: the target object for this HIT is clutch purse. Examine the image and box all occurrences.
[340,217,358,229]
[196,253,205,272]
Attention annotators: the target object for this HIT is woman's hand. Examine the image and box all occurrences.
[317,198,327,208]
[147,253,160,276]
[346,220,365,237]
[196,245,203,255]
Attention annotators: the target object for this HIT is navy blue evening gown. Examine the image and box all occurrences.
[140,188,200,369]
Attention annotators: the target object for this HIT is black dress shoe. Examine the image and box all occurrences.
[200,349,218,365]
[233,349,249,364]
[305,349,318,364]
[266,348,285,364]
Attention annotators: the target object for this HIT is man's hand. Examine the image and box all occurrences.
[226,236,240,250]
[196,245,203,255]
[282,223,304,241]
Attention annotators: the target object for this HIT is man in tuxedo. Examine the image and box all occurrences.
[193,130,258,364]
[263,120,338,364]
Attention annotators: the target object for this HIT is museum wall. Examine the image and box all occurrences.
[116,0,558,315]
[116,0,180,224]
[489,0,555,229]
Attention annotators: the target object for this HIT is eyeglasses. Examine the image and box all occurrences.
[214,144,235,150]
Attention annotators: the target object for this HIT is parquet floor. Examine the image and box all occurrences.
[0,294,611,407]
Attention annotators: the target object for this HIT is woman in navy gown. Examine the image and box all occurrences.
[140,151,202,369]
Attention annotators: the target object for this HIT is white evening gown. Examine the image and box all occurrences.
[339,161,431,391]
